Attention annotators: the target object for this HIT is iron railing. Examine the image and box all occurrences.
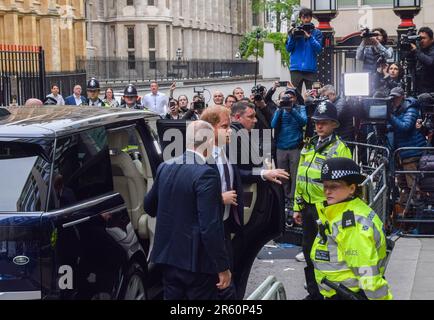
[77,57,258,83]
[0,45,45,106]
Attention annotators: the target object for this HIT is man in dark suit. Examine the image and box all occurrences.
[229,101,289,185]
[64,85,88,106]
[144,120,231,300]
[201,106,244,300]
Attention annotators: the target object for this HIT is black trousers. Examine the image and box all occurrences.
[162,265,219,300]
[302,203,322,299]
[218,220,238,300]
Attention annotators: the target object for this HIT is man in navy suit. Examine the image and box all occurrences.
[201,106,244,300]
[64,85,87,106]
[144,121,231,300]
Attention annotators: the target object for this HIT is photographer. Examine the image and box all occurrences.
[286,8,323,93]
[251,84,273,130]
[271,89,307,211]
[374,63,404,98]
[182,95,206,121]
[320,85,356,142]
[387,87,427,206]
[412,27,434,94]
[357,28,394,93]
[164,99,182,120]
[357,28,394,74]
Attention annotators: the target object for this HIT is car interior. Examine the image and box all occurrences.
[107,126,156,257]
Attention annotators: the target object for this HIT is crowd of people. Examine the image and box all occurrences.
[18,6,434,301]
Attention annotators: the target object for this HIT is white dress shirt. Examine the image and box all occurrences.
[213,146,234,221]
[143,92,169,116]
[74,95,83,106]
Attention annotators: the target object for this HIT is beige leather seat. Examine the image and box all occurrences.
[108,131,146,232]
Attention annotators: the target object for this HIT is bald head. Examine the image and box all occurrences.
[25,98,43,106]
[213,91,225,106]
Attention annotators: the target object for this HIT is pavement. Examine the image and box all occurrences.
[386,237,434,300]
[245,237,434,300]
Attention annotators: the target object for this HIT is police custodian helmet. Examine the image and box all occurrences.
[124,84,138,97]
[87,77,100,90]
[316,158,366,185]
[312,100,339,126]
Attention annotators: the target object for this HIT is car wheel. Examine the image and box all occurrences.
[120,262,147,300]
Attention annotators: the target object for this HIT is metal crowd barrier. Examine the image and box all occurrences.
[393,147,434,238]
[346,141,391,225]
[246,276,287,300]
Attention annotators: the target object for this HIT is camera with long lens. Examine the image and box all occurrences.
[280,96,293,110]
[291,22,315,39]
[252,85,266,102]
[400,27,421,58]
[418,93,434,131]
[361,28,380,39]
[193,97,206,110]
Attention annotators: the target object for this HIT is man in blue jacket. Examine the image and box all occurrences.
[387,87,427,206]
[286,7,323,93]
[271,88,307,211]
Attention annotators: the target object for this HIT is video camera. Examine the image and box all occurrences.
[280,95,293,109]
[252,84,266,102]
[418,93,434,131]
[193,86,206,110]
[400,27,421,56]
[291,23,315,39]
[360,97,394,122]
[361,28,380,39]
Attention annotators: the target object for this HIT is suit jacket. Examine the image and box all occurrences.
[228,122,265,184]
[208,159,244,235]
[64,95,88,106]
[144,151,229,275]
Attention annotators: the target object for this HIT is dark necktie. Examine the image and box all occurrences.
[222,154,241,226]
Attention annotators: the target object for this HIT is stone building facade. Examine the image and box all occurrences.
[0,0,86,72]
[86,0,264,61]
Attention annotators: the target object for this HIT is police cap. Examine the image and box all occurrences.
[316,158,365,185]
[124,84,138,97]
[312,100,339,126]
[87,78,100,90]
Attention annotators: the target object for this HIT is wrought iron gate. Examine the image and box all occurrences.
[0,45,45,106]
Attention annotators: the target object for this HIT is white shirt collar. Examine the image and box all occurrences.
[186,149,206,163]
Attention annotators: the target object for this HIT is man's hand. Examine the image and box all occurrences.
[293,211,302,225]
[217,270,232,290]
[287,81,296,89]
[222,191,238,206]
[273,81,280,90]
[411,43,417,52]
[255,100,266,109]
[263,169,290,185]
[170,82,176,92]
[303,30,311,38]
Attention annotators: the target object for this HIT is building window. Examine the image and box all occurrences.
[127,26,135,49]
[252,12,259,26]
[128,52,136,70]
[127,0,134,6]
[148,0,156,5]
[148,26,157,69]
[338,0,358,7]
[362,0,392,6]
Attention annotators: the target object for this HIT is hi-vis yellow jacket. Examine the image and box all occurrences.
[293,134,352,211]
[312,198,393,300]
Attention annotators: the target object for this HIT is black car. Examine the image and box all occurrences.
[0,106,284,300]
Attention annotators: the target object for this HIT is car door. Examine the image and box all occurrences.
[0,139,51,300]
[40,127,145,300]
[156,119,285,298]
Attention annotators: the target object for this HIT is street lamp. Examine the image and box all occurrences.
[311,0,338,30]
[393,0,421,27]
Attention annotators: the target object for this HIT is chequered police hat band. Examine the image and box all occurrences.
[330,170,360,180]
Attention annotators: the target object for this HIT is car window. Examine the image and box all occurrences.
[51,127,113,209]
[0,140,53,212]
